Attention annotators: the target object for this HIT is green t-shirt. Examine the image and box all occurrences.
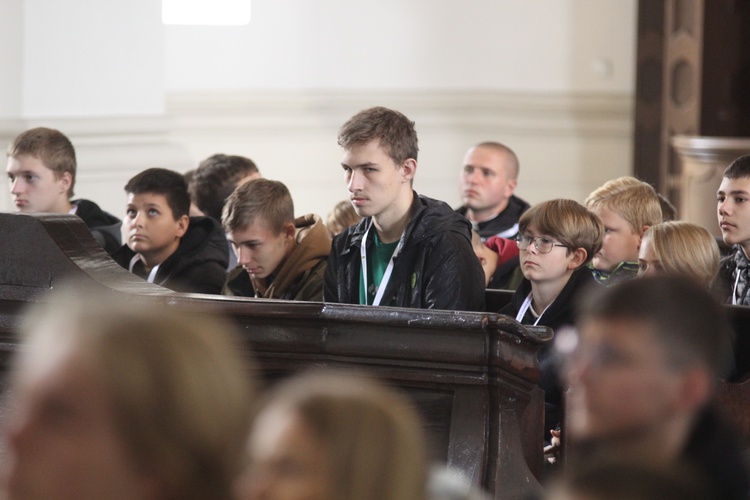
[359,230,399,305]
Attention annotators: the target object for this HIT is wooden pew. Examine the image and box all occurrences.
[0,213,552,500]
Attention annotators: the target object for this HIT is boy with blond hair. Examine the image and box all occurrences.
[501,199,603,438]
[6,127,121,254]
[585,176,662,286]
[222,178,331,301]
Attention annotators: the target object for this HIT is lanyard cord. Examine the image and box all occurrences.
[361,223,405,306]
[515,292,553,326]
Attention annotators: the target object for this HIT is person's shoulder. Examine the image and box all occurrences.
[413,194,472,235]
[508,195,531,212]
[71,199,120,226]
[177,216,229,268]
[331,217,368,254]
[222,266,253,297]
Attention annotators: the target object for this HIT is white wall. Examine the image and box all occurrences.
[164,0,637,218]
[22,0,164,117]
[1,0,638,219]
[164,0,636,93]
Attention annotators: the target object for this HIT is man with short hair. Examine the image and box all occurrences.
[324,106,485,311]
[6,127,121,254]
[563,275,748,500]
[457,141,529,240]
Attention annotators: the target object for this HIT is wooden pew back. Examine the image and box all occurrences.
[0,213,552,500]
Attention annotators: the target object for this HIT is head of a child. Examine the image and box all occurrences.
[326,199,362,237]
[638,221,720,288]
[585,177,662,272]
[718,155,750,255]
[516,199,603,287]
[6,127,77,213]
[337,107,418,219]
[222,179,296,279]
[3,286,255,500]
[190,154,260,221]
[122,168,190,267]
[238,370,427,500]
[471,230,498,287]
[564,275,732,448]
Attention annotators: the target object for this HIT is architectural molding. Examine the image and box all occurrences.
[166,89,633,138]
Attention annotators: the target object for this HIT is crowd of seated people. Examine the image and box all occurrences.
[5,110,750,498]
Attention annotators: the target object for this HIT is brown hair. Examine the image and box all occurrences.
[19,287,255,500]
[519,199,603,266]
[190,154,259,220]
[585,176,662,232]
[579,275,733,377]
[724,154,750,180]
[326,200,361,237]
[641,221,720,288]
[222,178,294,234]
[249,370,427,500]
[338,107,418,165]
[7,127,77,197]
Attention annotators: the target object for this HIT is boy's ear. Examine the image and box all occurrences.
[674,367,713,414]
[58,172,73,196]
[175,215,189,238]
[284,222,296,239]
[637,225,650,248]
[568,247,588,270]
[400,158,417,183]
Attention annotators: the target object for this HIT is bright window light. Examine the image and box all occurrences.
[162,0,251,26]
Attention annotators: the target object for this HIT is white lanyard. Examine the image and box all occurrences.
[361,223,404,306]
[733,271,742,306]
[515,292,552,326]
[129,255,160,284]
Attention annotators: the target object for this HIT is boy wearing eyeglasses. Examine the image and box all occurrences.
[585,176,662,286]
[501,198,603,440]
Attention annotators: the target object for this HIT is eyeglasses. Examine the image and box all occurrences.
[514,234,567,254]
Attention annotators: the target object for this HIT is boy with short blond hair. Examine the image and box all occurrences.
[501,199,603,439]
[716,154,750,304]
[222,178,331,301]
[6,127,121,253]
[585,176,662,285]
[112,168,228,294]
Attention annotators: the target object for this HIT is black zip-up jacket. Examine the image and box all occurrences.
[501,266,597,439]
[324,193,485,312]
[112,216,228,294]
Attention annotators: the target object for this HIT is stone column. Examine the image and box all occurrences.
[671,135,750,236]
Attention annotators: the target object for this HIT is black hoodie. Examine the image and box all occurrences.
[72,199,122,255]
[112,216,228,294]
[324,192,485,311]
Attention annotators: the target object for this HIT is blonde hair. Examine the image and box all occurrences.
[20,287,255,500]
[585,176,662,232]
[642,221,720,288]
[251,370,427,500]
[326,200,361,237]
[519,199,603,266]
